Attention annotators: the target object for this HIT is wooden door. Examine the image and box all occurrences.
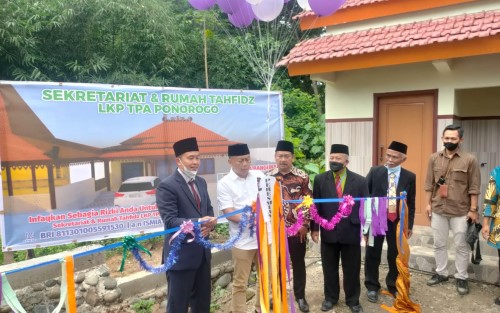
[377,93,435,226]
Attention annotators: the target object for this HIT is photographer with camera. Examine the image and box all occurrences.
[424,124,481,296]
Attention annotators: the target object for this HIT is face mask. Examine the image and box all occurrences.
[330,161,344,172]
[179,160,197,180]
[444,142,459,151]
[385,165,401,173]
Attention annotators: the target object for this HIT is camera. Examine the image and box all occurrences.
[437,176,446,186]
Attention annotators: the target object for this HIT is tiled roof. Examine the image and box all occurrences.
[0,86,100,163]
[295,0,388,19]
[279,10,500,67]
[100,118,234,158]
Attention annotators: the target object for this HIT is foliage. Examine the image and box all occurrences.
[210,285,230,313]
[214,222,229,237]
[131,298,155,313]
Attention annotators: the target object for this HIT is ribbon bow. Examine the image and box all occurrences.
[169,220,196,245]
[119,236,152,272]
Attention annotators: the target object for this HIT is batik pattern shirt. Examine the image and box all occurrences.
[483,166,500,249]
[267,167,312,229]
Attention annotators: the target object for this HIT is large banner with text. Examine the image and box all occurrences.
[0,81,283,251]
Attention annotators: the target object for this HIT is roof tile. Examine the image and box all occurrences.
[279,10,500,67]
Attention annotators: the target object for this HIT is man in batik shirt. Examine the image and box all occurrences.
[267,140,312,312]
[481,166,500,305]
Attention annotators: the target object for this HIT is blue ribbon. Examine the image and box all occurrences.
[285,195,406,204]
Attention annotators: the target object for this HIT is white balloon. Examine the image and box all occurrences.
[297,0,310,10]
[246,0,263,4]
[251,0,284,22]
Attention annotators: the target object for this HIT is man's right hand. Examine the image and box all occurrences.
[311,231,319,243]
[425,204,432,220]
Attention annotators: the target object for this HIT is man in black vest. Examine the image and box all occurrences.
[364,141,416,302]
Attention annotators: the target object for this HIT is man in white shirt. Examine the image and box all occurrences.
[218,143,267,313]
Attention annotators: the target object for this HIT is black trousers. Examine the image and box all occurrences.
[166,254,211,313]
[288,235,307,299]
[364,219,398,295]
[321,241,361,307]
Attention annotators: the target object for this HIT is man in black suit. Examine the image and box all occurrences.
[311,144,369,313]
[156,137,217,313]
[364,141,416,303]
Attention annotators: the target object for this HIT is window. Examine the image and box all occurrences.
[198,158,215,175]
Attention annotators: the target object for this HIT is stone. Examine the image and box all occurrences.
[34,304,55,313]
[214,273,232,288]
[32,283,45,292]
[160,300,168,310]
[75,272,86,284]
[46,286,61,299]
[85,287,99,306]
[224,264,234,273]
[84,274,99,286]
[0,305,12,313]
[79,284,87,292]
[26,291,44,305]
[76,303,94,313]
[44,279,57,287]
[155,289,166,299]
[103,289,121,303]
[246,288,256,301]
[211,268,221,279]
[98,266,110,277]
[103,277,118,290]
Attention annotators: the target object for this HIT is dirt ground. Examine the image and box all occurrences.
[218,254,500,313]
[104,240,500,313]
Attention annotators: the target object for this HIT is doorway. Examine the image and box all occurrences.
[376,92,436,226]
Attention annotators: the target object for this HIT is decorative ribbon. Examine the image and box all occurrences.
[195,206,254,250]
[309,195,355,230]
[119,236,152,272]
[169,220,196,245]
[64,256,77,313]
[126,206,255,274]
[285,195,313,236]
[381,192,421,313]
[1,259,69,313]
[257,195,270,313]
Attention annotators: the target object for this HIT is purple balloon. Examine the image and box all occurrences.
[252,0,284,22]
[188,0,216,10]
[217,0,245,14]
[228,1,255,28]
[308,0,346,17]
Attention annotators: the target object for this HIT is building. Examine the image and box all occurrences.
[280,0,500,225]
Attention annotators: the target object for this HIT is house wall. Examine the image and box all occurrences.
[317,53,500,175]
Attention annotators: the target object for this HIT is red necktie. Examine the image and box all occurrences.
[335,174,343,197]
[188,180,201,209]
[388,172,397,222]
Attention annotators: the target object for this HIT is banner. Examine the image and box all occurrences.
[0,81,283,251]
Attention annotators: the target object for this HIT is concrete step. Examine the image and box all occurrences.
[360,225,500,285]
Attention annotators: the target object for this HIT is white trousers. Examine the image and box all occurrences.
[431,212,470,280]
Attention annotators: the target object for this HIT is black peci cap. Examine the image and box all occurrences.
[228,143,250,157]
[388,141,408,154]
[173,137,199,157]
[330,144,349,155]
[275,140,294,154]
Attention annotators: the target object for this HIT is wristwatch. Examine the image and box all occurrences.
[469,207,478,213]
